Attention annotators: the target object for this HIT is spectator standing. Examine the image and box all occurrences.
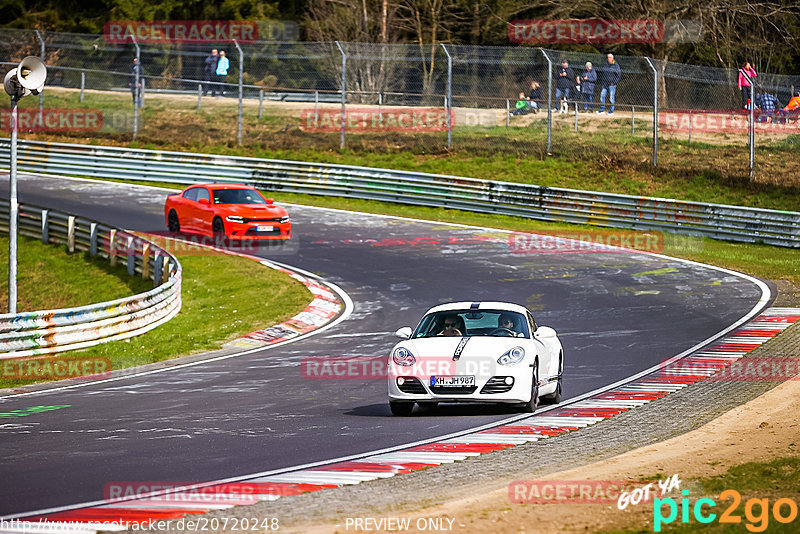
[555,60,575,113]
[528,81,543,112]
[579,62,596,112]
[128,57,144,107]
[216,50,230,96]
[203,48,218,96]
[597,53,621,114]
[738,62,757,111]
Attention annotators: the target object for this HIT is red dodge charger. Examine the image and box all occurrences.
[165,183,291,241]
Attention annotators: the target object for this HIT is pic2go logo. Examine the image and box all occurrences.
[653,489,799,532]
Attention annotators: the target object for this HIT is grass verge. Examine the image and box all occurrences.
[0,240,313,390]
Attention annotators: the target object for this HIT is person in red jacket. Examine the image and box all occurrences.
[784,91,800,112]
[738,62,757,111]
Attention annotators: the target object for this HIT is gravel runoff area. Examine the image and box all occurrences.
[159,294,800,533]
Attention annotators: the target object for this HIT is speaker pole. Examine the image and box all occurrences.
[8,94,18,313]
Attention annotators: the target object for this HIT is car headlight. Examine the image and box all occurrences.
[225,215,245,223]
[392,346,416,366]
[498,346,525,365]
[279,216,290,223]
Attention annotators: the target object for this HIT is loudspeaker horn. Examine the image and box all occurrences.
[3,68,29,97]
[17,56,47,94]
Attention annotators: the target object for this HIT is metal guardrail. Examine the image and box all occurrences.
[1,139,799,247]
[0,199,182,358]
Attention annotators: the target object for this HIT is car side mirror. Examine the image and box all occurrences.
[395,327,412,339]
[198,197,209,205]
[535,326,557,339]
[266,198,274,205]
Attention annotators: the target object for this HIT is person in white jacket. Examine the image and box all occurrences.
[215,50,230,96]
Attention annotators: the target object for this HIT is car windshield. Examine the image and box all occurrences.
[212,189,267,205]
[413,310,530,338]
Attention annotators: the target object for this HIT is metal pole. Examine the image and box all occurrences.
[197,84,202,110]
[258,89,263,119]
[315,90,319,127]
[233,39,244,146]
[645,57,658,167]
[441,44,452,149]
[8,96,19,313]
[80,72,85,102]
[749,77,755,180]
[506,99,510,127]
[130,36,140,140]
[540,49,552,153]
[574,101,578,132]
[335,41,346,149]
[34,30,44,120]
[631,105,635,134]
[378,92,382,121]
[688,110,692,144]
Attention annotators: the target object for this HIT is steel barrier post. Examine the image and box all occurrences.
[41,209,49,244]
[645,57,658,167]
[80,72,85,102]
[67,216,75,252]
[89,222,97,256]
[335,41,346,149]
[127,236,135,275]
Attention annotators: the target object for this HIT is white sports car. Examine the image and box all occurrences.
[388,301,563,416]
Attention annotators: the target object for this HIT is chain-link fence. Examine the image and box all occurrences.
[2,27,800,179]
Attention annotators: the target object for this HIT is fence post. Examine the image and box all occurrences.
[140,76,145,107]
[34,30,44,120]
[80,72,85,102]
[109,229,117,266]
[378,92,382,121]
[574,102,578,132]
[631,105,635,134]
[441,44,453,149]
[129,35,140,140]
[153,251,162,287]
[197,84,202,110]
[258,89,264,119]
[142,242,151,279]
[506,99,510,127]
[688,110,692,144]
[41,209,49,244]
[233,39,244,146]
[335,41,346,149]
[645,57,658,167]
[315,90,319,127]
[540,49,553,153]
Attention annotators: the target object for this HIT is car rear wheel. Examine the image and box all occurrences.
[167,210,180,232]
[542,352,563,404]
[519,360,539,413]
[389,401,415,416]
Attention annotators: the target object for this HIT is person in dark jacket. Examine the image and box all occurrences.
[555,60,575,113]
[203,49,218,96]
[597,53,621,114]
[580,62,596,112]
[128,57,144,107]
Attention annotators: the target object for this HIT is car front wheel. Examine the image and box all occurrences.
[212,217,225,242]
[167,210,180,232]
[519,360,539,413]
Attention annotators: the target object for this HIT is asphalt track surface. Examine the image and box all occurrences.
[0,173,769,517]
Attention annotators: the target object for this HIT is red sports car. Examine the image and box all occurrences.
[164,183,291,241]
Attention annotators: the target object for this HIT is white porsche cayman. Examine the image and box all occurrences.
[388,301,563,416]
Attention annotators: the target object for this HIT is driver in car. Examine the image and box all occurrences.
[437,314,464,337]
[498,314,521,336]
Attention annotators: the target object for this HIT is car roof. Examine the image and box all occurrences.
[423,301,530,315]
[186,183,256,190]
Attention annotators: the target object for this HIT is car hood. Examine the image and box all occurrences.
[401,336,528,358]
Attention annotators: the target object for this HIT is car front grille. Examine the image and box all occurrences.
[397,377,427,394]
[429,385,478,395]
[480,376,514,394]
